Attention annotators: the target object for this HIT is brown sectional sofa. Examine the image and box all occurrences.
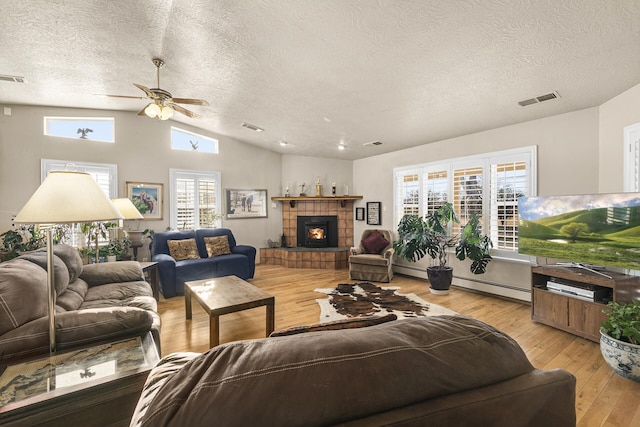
[130,315,575,426]
[0,244,161,362]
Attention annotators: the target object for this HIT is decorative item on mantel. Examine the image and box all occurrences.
[316,176,322,196]
[332,182,337,196]
[299,182,307,197]
[285,183,290,197]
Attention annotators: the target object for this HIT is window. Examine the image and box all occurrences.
[44,117,114,143]
[170,169,221,230]
[41,159,118,247]
[171,127,218,153]
[393,146,537,258]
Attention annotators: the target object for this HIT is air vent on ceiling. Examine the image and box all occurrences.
[518,91,560,107]
[363,140,383,146]
[241,122,264,132]
[0,74,26,83]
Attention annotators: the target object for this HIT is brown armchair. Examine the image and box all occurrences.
[349,229,394,282]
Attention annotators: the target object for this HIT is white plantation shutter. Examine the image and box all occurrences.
[490,161,527,251]
[170,169,221,230]
[423,170,448,217]
[453,166,483,235]
[624,123,640,192]
[198,179,218,228]
[175,177,196,230]
[395,169,421,221]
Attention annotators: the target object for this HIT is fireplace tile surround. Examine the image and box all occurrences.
[260,199,356,269]
[281,200,354,248]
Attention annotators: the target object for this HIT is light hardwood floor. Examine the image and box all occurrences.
[158,265,640,426]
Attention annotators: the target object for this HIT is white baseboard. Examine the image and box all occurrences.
[393,264,531,302]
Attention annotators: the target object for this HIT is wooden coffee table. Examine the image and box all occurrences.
[185,275,275,347]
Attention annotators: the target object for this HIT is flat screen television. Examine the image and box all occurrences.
[518,193,640,271]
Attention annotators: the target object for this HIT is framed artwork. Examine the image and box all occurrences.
[366,202,381,225]
[226,189,268,219]
[126,182,163,220]
[355,207,365,221]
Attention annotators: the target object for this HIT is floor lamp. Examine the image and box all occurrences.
[111,198,144,259]
[14,171,123,354]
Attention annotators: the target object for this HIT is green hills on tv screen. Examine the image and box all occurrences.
[518,194,640,270]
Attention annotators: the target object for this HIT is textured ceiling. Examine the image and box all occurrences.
[2,1,640,160]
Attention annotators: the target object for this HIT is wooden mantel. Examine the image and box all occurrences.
[271,195,362,208]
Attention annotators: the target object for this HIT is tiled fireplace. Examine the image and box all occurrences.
[260,198,357,269]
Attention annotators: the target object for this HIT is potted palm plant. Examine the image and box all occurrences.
[600,301,640,382]
[393,202,492,294]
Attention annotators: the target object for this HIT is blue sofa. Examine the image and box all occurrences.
[151,228,256,298]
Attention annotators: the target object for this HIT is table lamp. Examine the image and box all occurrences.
[14,171,123,353]
[111,198,145,260]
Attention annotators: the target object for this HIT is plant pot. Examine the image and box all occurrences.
[427,266,453,295]
[600,328,640,382]
[125,230,144,246]
[107,255,117,262]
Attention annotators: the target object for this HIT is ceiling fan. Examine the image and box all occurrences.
[100,58,209,120]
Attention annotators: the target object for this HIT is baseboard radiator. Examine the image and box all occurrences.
[392,264,531,302]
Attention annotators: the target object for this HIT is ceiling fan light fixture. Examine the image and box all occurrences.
[159,105,174,120]
[144,102,161,118]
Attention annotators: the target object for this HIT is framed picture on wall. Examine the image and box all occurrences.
[366,202,381,225]
[355,207,365,221]
[126,182,163,220]
[226,189,268,219]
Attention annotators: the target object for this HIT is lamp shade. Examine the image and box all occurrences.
[14,171,123,224]
[111,198,144,220]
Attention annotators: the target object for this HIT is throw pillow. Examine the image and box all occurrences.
[204,236,231,258]
[361,231,389,254]
[269,313,397,337]
[167,239,200,261]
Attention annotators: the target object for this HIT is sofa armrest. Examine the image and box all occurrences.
[232,244,256,260]
[80,261,144,287]
[383,247,395,259]
[0,308,153,362]
[350,247,363,256]
[57,308,154,349]
[152,254,178,298]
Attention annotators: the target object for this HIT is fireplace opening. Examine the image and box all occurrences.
[297,215,338,248]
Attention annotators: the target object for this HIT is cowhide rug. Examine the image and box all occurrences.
[315,282,457,322]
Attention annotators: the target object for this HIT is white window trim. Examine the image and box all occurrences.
[393,146,537,262]
[169,168,222,230]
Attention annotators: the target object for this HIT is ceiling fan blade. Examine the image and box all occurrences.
[171,97,210,106]
[168,103,201,119]
[96,94,148,100]
[133,83,156,98]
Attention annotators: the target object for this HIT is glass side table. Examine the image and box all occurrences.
[0,333,159,427]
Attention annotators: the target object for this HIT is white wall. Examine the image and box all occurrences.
[0,105,284,261]
[353,107,600,300]
[280,155,353,198]
[599,82,640,192]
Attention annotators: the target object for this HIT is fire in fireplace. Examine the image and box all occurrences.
[297,215,338,248]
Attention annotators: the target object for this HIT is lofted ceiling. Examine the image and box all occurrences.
[2,1,640,160]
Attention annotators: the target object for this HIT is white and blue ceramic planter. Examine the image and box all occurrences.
[600,328,640,383]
